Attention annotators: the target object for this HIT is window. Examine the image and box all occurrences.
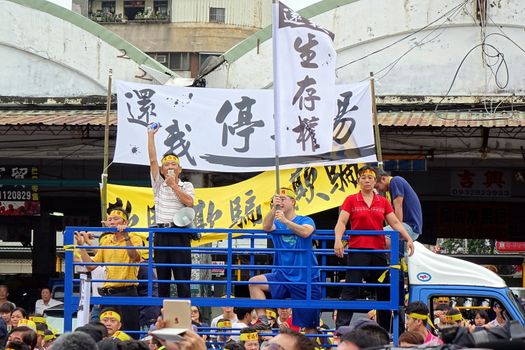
[209,7,225,23]
[154,0,169,19]
[169,52,190,71]
[148,52,190,71]
[124,0,145,20]
[101,1,115,14]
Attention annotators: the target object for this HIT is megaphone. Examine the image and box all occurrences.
[172,207,195,227]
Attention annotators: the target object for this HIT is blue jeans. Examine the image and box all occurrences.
[384,223,420,241]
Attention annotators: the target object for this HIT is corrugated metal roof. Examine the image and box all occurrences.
[0,110,523,127]
[378,111,525,127]
[0,110,116,126]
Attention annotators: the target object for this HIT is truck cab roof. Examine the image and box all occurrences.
[408,242,507,288]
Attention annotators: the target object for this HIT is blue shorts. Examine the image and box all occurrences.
[265,272,320,328]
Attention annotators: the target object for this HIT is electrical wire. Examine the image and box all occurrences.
[336,0,470,72]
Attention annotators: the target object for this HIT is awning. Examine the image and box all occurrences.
[377,111,525,127]
[0,110,523,127]
[0,110,117,126]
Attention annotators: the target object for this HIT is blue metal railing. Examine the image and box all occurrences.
[63,227,401,344]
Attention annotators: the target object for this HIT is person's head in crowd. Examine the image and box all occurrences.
[473,310,490,326]
[433,296,450,309]
[100,308,123,337]
[398,331,424,347]
[374,168,391,192]
[5,340,30,350]
[42,329,56,349]
[51,331,98,350]
[406,301,433,333]
[75,323,106,343]
[17,319,37,332]
[277,308,291,322]
[120,340,150,350]
[0,302,14,325]
[217,318,233,342]
[40,287,53,303]
[191,305,203,324]
[434,303,451,328]
[493,301,505,318]
[89,320,109,339]
[97,338,122,350]
[147,336,163,350]
[239,327,259,350]
[7,326,37,350]
[443,308,465,327]
[10,308,28,328]
[268,328,316,350]
[265,309,277,327]
[233,307,254,324]
[34,322,48,349]
[104,199,131,228]
[337,325,389,350]
[0,284,10,301]
[224,342,243,350]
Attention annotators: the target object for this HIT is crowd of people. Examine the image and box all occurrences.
[0,296,515,350]
[0,142,514,350]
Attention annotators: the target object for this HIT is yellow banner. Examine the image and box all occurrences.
[107,164,360,245]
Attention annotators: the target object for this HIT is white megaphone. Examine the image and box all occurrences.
[172,207,195,227]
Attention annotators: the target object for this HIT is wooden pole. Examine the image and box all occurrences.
[101,69,113,221]
[370,72,383,169]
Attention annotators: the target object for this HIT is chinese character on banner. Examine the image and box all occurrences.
[273,1,336,156]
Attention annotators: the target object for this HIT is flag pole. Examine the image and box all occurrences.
[370,72,383,169]
[101,69,113,221]
[272,0,281,192]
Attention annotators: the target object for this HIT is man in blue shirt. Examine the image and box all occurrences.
[374,168,422,241]
[249,187,320,334]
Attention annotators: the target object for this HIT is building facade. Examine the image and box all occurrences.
[205,0,525,244]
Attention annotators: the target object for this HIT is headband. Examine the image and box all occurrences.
[30,316,47,324]
[100,310,121,322]
[445,313,464,322]
[359,169,377,179]
[44,333,56,341]
[18,319,37,330]
[109,209,128,221]
[408,313,435,329]
[240,332,258,341]
[265,309,277,319]
[217,320,232,328]
[161,154,180,165]
[279,188,296,200]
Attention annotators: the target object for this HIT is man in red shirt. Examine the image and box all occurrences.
[333,165,414,331]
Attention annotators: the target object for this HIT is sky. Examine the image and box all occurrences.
[281,0,321,11]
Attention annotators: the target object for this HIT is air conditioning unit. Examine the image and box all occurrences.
[156,54,167,64]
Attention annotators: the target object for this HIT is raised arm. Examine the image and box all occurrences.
[148,127,160,180]
[262,195,279,231]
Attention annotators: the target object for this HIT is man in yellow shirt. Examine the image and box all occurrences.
[75,200,141,334]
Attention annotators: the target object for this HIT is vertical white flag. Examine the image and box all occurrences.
[272,1,336,156]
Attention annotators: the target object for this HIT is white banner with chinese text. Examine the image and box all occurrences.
[272,1,336,156]
[114,80,376,172]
